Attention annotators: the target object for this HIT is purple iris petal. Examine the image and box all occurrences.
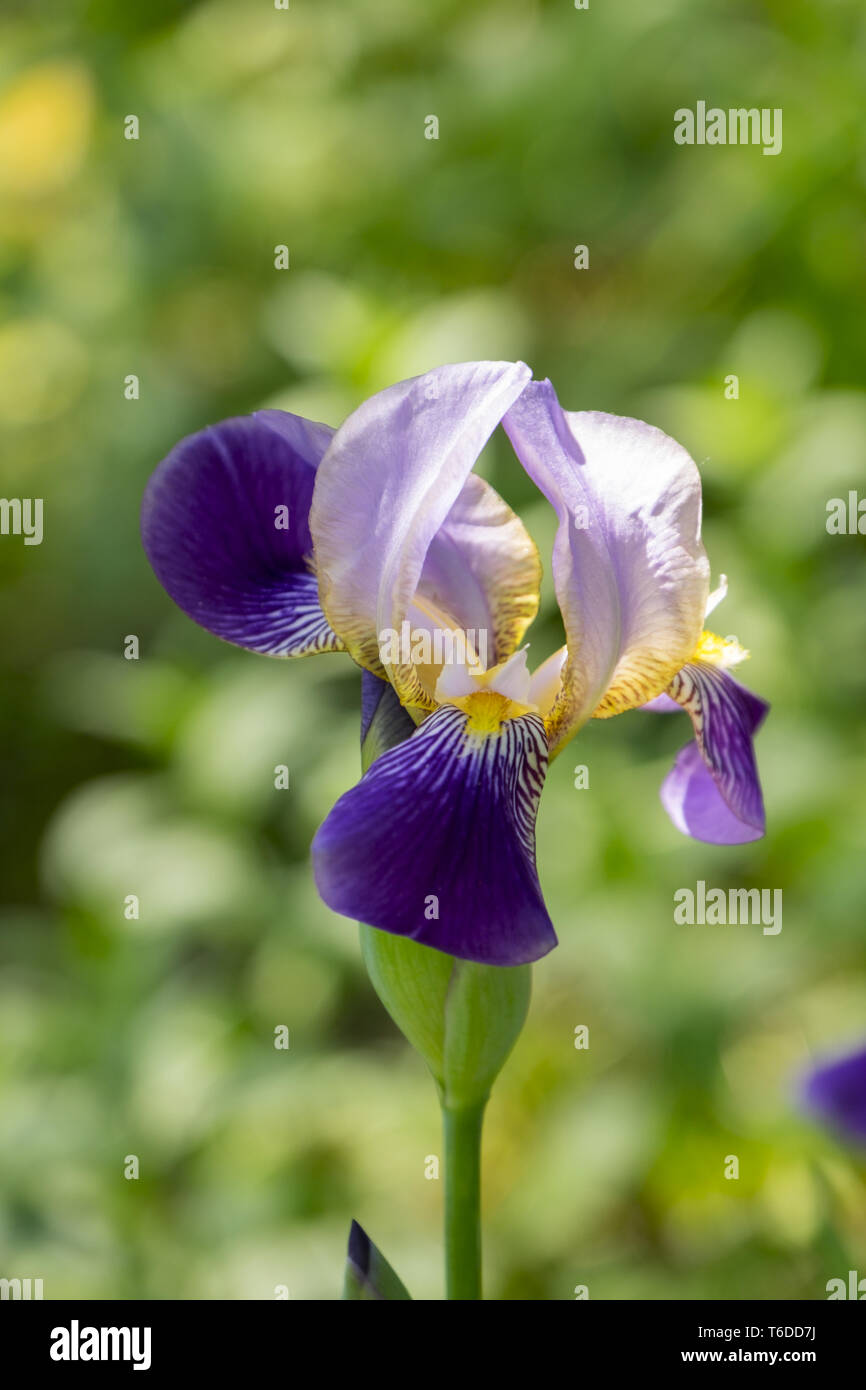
[664,662,768,842]
[661,741,764,844]
[141,410,343,657]
[802,1045,866,1145]
[312,703,557,966]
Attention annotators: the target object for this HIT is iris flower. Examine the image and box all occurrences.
[802,1044,866,1145]
[141,360,768,968]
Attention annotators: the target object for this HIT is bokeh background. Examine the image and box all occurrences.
[1,0,865,1301]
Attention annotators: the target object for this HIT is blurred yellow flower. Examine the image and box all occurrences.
[0,62,93,197]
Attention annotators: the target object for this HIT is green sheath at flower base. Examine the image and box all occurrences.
[359,669,418,771]
[361,926,530,1109]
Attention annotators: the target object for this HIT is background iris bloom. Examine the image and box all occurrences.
[802,1044,866,1146]
[142,360,768,966]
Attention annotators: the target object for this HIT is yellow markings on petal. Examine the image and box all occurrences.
[691,628,750,669]
[448,690,535,736]
[589,648,694,720]
[397,593,480,706]
[585,630,750,726]
[387,483,542,712]
[392,671,439,713]
[436,646,539,731]
[449,473,542,666]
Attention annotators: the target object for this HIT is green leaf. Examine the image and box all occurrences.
[342,1220,412,1300]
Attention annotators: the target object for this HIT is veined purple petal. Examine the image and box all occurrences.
[801,1044,866,1145]
[310,361,537,707]
[663,662,768,841]
[660,741,764,844]
[503,382,709,754]
[312,701,556,966]
[141,410,343,657]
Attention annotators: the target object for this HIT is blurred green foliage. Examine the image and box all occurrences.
[1,0,865,1300]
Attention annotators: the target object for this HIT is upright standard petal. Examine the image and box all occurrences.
[801,1044,866,1145]
[418,471,541,684]
[312,699,556,966]
[310,361,537,708]
[141,410,344,657]
[663,661,768,842]
[503,381,709,755]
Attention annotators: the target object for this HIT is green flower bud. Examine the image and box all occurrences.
[342,1219,412,1300]
[361,924,530,1108]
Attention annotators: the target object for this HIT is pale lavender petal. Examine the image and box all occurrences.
[503,381,709,753]
[141,411,343,657]
[418,471,541,672]
[313,702,556,966]
[310,361,535,706]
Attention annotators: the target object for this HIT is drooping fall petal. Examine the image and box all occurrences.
[313,699,556,966]
[662,662,768,842]
[660,741,763,844]
[141,411,343,657]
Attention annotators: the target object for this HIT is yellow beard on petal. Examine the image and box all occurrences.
[690,628,750,669]
[585,627,749,726]
[446,690,535,736]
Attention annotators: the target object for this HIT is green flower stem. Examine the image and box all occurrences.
[442,1099,486,1300]
[360,679,532,1303]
